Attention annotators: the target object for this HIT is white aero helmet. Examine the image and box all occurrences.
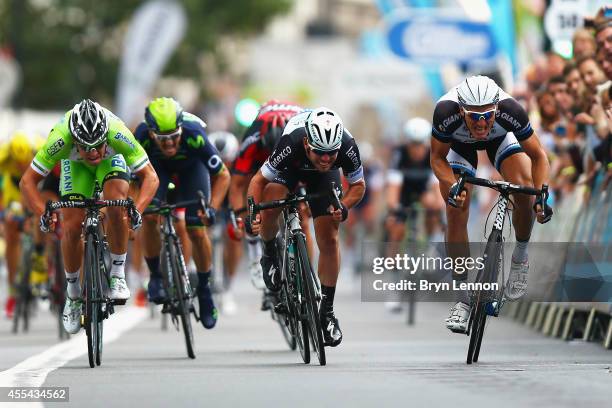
[208,131,239,163]
[456,75,500,107]
[403,117,432,144]
[305,107,344,152]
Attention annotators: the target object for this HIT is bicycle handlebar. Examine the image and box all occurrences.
[46,198,135,212]
[142,191,207,216]
[450,171,549,206]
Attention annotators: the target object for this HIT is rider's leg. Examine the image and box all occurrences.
[4,217,21,295]
[60,206,86,334]
[61,207,86,299]
[305,170,342,328]
[259,182,289,241]
[102,178,130,281]
[258,182,289,291]
[498,150,534,301]
[302,170,342,292]
[142,168,169,295]
[314,216,340,300]
[97,155,132,299]
[224,233,242,288]
[298,204,315,260]
[499,152,535,251]
[444,146,478,304]
[59,159,97,300]
[174,214,192,267]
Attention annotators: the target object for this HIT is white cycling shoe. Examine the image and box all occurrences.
[249,261,266,290]
[110,277,131,301]
[63,298,83,334]
[445,302,471,333]
[504,259,529,302]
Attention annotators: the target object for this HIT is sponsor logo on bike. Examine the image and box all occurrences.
[493,199,507,230]
[270,146,291,168]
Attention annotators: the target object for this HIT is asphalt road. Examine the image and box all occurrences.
[1,274,611,408]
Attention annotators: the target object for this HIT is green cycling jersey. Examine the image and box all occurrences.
[31,108,149,176]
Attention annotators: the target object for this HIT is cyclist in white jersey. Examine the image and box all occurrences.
[430,76,552,333]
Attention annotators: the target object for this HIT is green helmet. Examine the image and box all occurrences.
[145,97,184,133]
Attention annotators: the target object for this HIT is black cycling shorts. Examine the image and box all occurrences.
[271,169,341,219]
[447,133,523,176]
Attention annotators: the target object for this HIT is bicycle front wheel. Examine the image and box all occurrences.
[168,236,195,359]
[296,234,326,366]
[84,234,101,368]
[273,288,297,350]
[467,229,503,364]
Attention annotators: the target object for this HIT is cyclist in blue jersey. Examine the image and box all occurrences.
[134,97,230,329]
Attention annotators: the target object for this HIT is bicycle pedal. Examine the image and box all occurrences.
[273,303,288,315]
[449,328,468,335]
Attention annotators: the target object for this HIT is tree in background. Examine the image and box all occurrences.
[0,0,292,109]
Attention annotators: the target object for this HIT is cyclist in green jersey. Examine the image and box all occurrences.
[20,99,159,334]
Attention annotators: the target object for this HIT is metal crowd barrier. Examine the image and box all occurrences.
[507,169,612,349]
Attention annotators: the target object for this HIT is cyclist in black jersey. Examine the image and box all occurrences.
[384,117,444,312]
[430,76,552,333]
[247,108,366,347]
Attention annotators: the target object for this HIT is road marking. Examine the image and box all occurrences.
[0,306,147,399]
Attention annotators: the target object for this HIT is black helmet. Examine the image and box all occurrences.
[69,99,109,147]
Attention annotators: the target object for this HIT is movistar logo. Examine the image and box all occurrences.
[187,135,205,149]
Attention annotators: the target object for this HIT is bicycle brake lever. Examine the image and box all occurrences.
[196,190,207,212]
[329,182,342,210]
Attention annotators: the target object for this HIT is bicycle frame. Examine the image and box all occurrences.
[159,210,193,310]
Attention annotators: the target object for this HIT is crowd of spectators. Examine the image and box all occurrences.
[521,7,612,203]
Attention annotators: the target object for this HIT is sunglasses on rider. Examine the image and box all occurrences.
[76,141,106,153]
[463,107,497,122]
[153,127,182,141]
[307,144,339,156]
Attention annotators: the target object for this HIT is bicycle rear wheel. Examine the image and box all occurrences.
[169,236,195,359]
[296,234,326,366]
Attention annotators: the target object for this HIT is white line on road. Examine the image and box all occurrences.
[0,306,147,406]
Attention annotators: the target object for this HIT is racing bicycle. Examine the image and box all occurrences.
[449,172,549,364]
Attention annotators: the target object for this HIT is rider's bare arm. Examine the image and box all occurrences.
[133,163,159,213]
[342,179,366,209]
[518,131,550,190]
[246,170,269,205]
[19,167,46,216]
[430,138,455,200]
[228,173,250,214]
[209,166,231,211]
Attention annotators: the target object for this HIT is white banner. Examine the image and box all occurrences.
[115,0,186,127]
[0,51,20,109]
